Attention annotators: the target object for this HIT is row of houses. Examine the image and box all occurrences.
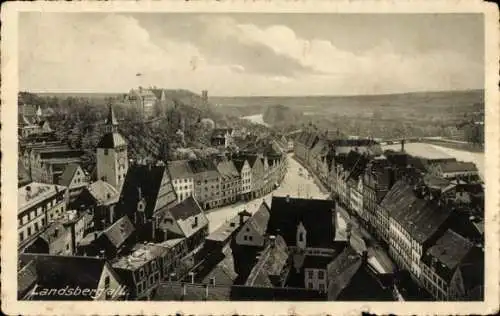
[294,130,484,301]
[167,147,287,210]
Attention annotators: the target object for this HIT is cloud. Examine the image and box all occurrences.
[19,13,483,96]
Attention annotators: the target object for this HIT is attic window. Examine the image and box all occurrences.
[299,232,304,242]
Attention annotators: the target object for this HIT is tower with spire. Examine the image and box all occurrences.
[96,104,128,191]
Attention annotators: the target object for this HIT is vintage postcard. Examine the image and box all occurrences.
[1,0,499,315]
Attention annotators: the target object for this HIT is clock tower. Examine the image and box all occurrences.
[96,104,128,191]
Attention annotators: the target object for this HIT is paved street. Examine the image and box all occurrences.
[207,154,329,233]
[206,153,395,275]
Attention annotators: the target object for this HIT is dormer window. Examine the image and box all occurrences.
[192,216,198,228]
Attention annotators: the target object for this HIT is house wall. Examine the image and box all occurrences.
[304,268,328,292]
[95,264,126,300]
[235,224,265,247]
[172,177,194,203]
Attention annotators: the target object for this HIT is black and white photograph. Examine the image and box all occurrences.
[1,1,498,315]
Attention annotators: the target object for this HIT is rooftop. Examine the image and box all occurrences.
[427,229,474,272]
[112,243,168,271]
[167,160,194,179]
[268,196,335,249]
[97,132,127,149]
[206,215,244,243]
[18,182,67,214]
[87,180,119,205]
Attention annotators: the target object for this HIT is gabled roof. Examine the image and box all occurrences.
[245,235,289,287]
[97,132,127,149]
[167,160,194,179]
[87,180,119,205]
[39,222,69,244]
[326,246,363,300]
[188,159,219,176]
[246,202,271,236]
[168,196,204,221]
[389,188,452,244]
[101,215,135,249]
[202,246,238,286]
[427,229,474,272]
[267,196,335,248]
[216,160,240,180]
[58,163,83,187]
[19,253,113,300]
[166,196,209,238]
[232,159,248,173]
[379,180,418,215]
[119,164,177,217]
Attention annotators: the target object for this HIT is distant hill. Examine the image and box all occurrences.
[262,104,303,126]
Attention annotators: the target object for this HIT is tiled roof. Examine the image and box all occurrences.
[168,196,204,221]
[326,246,363,300]
[87,180,119,205]
[19,253,111,300]
[58,163,83,187]
[246,202,271,236]
[439,161,478,173]
[216,160,240,180]
[166,196,209,238]
[379,180,418,215]
[97,132,127,149]
[167,160,194,179]
[267,196,335,248]
[102,215,136,249]
[119,164,177,218]
[202,247,238,286]
[427,229,474,271]
[39,222,69,244]
[18,182,66,214]
[188,159,219,176]
[390,192,452,244]
[206,214,244,243]
[245,235,289,287]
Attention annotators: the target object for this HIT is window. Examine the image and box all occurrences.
[104,149,109,155]
[307,282,314,289]
[249,236,253,241]
[19,232,24,241]
[318,271,325,279]
[27,226,32,236]
[34,222,39,232]
[41,218,46,226]
[299,232,304,242]
[319,283,325,291]
[307,270,314,278]
[244,236,248,241]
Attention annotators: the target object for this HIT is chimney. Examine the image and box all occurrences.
[286,194,290,203]
[205,284,209,300]
[269,235,276,248]
[100,249,105,258]
[401,139,405,152]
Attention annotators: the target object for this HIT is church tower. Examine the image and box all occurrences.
[97,104,128,191]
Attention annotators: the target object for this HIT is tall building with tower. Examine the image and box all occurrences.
[96,105,129,191]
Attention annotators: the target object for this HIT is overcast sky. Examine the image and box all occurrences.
[19,13,484,96]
